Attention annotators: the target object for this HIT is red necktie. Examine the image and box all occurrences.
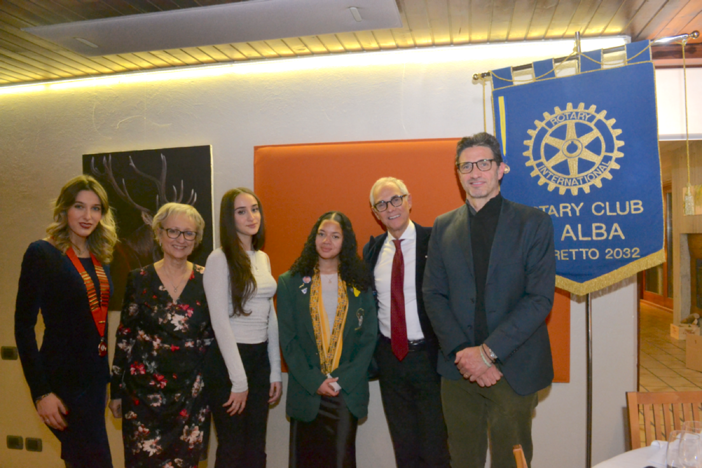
[391,239,408,361]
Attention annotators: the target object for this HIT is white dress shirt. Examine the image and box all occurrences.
[374,221,425,341]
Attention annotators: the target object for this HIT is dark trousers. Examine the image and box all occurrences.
[441,377,538,468]
[205,341,271,468]
[289,394,358,468]
[376,336,450,468]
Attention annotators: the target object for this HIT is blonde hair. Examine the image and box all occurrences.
[151,202,206,247]
[46,175,118,264]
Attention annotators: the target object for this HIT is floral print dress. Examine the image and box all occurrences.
[111,264,214,468]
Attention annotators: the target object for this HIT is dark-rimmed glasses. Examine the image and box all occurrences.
[456,159,496,174]
[160,227,197,241]
[373,194,407,212]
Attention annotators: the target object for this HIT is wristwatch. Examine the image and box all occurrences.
[484,344,498,362]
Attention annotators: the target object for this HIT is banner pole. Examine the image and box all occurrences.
[576,30,594,468]
[575,31,582,55]
[471,30,699,82]
[586,293,593,467]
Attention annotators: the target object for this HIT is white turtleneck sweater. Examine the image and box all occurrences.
[203,248,282,393]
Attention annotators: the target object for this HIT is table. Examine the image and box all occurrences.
[593,441,667,468]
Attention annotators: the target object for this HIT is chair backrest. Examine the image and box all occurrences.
[626,391,702,449]
[513,444,528,468]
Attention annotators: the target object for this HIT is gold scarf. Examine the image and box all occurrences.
[309,271,349,375]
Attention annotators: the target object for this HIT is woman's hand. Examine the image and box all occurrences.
[316,377,340,397]
[36,393,68,431]
[223,390,248,415]
[108,399,122,418]
[268,382,282,404]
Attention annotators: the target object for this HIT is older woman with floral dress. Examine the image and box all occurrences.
[109,202,214,468]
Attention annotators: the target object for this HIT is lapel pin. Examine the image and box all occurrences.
[356,308,364,330]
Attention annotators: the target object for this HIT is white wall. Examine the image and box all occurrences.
[1,47,699,467]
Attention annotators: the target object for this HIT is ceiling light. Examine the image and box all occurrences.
[0,36,628,96]
[74,37,99,48]
[349,7,362,22]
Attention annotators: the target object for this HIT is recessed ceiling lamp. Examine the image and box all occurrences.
[349,7,362,22]
[74,37,98,49]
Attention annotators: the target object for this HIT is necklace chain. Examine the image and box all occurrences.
[164,266,188,294]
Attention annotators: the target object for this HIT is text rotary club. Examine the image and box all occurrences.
[536,200,646,262]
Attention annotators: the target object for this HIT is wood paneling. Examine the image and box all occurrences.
[447,0,471,44]
[507,0,537,41]
[0,0,699,87]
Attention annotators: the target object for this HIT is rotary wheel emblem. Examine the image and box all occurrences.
[523,103,624,195]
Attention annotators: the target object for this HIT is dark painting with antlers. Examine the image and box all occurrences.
[83,146,214,310]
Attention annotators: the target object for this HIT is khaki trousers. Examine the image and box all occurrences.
[441,377,538,468]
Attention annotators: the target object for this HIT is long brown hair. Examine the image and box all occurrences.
[46,175,118,263]
[219,188,266,317]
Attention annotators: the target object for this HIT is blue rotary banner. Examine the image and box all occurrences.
[491,41,665,295]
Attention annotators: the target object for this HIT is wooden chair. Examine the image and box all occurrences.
[626,391,702,449]
[513,444,528,468]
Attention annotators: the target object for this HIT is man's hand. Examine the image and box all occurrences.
[472,365,502,387]
[455,346,490,380]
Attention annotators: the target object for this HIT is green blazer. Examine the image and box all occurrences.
[277,271,378,422]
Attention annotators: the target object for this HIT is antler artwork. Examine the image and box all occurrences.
[91,154,197,224]
[91,153,199,271]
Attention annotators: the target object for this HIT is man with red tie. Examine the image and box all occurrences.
[362,177,450,468]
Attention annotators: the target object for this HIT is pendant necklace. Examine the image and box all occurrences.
[165,267,188,295]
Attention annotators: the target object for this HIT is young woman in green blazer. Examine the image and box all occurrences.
[277,211,377,468]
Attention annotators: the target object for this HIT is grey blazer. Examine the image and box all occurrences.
[422,198,555,396]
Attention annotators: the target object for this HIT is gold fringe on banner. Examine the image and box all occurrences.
[556,249,666,296]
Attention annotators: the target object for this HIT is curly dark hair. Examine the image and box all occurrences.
[219,187,266,317]
[289,211,371,291]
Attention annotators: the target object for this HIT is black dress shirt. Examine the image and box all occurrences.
[468,193,503,346]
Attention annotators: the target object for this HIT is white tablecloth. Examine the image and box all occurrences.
[593,441,667,468]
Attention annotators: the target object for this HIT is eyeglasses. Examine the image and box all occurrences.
[456,159,496,174]
[373,194,407,212]
[160,227,197,241]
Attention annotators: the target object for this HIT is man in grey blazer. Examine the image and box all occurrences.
[423,132,555,467]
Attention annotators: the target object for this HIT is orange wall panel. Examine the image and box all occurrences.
[254,138,570,382]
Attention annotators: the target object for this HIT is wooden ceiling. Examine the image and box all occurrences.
[1,0,700,87]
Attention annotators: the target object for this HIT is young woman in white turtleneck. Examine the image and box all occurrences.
[203,187,282,468]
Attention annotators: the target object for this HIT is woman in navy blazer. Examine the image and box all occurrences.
[277,211,377,468]
[15,175,118,468]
